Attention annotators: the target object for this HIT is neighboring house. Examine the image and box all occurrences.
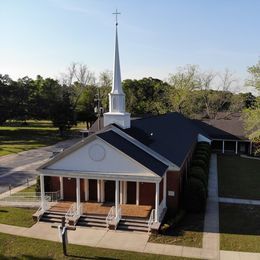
[35,20,252,233]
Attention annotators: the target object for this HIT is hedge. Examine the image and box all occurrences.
[184,177,207,212]
[192,159,209,174]
[189,166,208,189]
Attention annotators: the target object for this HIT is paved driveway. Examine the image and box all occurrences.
[0,138,80,194]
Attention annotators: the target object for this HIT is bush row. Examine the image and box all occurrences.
[184,142,211,213]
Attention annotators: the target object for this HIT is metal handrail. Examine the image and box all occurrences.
[34,197,50,221]
[65,203,77,221]
[148,209,155,231]
[106,206,115,227]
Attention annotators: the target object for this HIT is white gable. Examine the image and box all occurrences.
[46,137,156,177]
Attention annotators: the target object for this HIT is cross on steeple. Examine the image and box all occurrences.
[112,9,121,26]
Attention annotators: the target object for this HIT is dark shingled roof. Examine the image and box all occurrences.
[192,113,248,140]
[123,112,209,168]
[97,130,168,177]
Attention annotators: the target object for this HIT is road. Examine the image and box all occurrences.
[0,138,80,194]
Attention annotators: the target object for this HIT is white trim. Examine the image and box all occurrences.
[163,174,167,208]
[115,180,119,217]
[76,177,80,215]
[101,180,105,203]
[59,176,64,200]
[197,133,211,143]
[222,140,225,154]
[235,141,238,154]
[136,181,139,205]
[119,181,123,204]
[39,169,162,183]
[40,174,45,210]
[155,182,159,223]
[97,180,101,202]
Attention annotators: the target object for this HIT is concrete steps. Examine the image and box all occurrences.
[40,211,66,224]
[117,217,149,232]
[77,214,107,228]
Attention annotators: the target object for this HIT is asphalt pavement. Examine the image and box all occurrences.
[0,138,80,194]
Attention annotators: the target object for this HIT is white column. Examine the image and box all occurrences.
[76,178,81,215]
[222,140,225,154]
[115,180,119,217]
[40,174,45,210]
[235,141,238,155]
[84,179,89,201]
[101,180,105,203]
[123,181,127,204]
[120,181,123,204]
[59,177,64,200]
[163,175,167,208]
[97,180,101,202]
[155,182,159,223]
[136,182,139,205]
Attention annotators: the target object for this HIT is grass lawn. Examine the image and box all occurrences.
[16,184,36,194]
[219,203,260,252]
[149,211,204,248]
[0,207,36,227]
[218,155,260,200]
[0,232,195,260]
[0,120,84,157]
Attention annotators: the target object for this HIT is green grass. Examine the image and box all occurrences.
[149,212,204,248]
[218,155,260,200]
[0,232,195,260]
[0,207,36,227]
[16,184,36,194]
[0,120,84,157]
[219,203,260,252]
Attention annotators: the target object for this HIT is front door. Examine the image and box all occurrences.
[89,179,97,201]
[105,180,115,203]
[127,181,136,204]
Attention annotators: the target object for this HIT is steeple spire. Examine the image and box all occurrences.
[103,10,131,129]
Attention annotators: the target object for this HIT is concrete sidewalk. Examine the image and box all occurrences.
[219,197,260,206]
[202,154,220,260]
[1,221,260,260]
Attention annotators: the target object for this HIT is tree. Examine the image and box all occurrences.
[243,60,260,154]
[123,77,169,115]
[0,74,13,124]
[61,63,96,121]
[167,65,200,116]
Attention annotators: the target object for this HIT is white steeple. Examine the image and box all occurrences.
[104,10,130,129]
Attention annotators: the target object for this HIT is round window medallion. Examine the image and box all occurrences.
[88,144,106,161]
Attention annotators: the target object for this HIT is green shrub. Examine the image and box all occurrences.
[166,209,186,227]
[184,177,207,212]
[192,159,208,173]
[193,154,209,164]
[189,167,208,190]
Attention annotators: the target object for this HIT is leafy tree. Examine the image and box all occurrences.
[167,65,200,116]
[243,60,260,154]
[123,77,169,115]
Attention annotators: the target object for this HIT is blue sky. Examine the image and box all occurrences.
[0,0,259,89]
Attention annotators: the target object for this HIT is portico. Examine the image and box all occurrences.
[39,171,168,224]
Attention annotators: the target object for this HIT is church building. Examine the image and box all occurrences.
[35,16,252,232]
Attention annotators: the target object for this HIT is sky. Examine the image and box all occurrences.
[0,0,259,92]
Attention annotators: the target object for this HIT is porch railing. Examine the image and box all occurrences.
[34,197,50,221]
[1,190,61,203]
[65,203,83,225]
[106,206,121,229]
[148,209,155,231]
